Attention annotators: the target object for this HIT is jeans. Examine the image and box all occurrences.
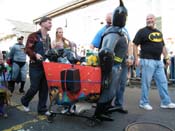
[12,62,27,81]
[140,59,172,106]
[21,64,48,113]
[114,62,128,107]
[136,66,141,77]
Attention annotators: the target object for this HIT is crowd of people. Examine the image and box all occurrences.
[0,0,175,120]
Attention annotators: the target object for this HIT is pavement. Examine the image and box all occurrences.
[0,79,175,131]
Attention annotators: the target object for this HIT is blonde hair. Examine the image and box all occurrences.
[55,27,65,42]
[54,27,71,48]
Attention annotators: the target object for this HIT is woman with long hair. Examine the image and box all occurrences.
[51,27,75,49]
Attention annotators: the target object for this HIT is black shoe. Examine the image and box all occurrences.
[94,114,114,121]
[8,87,14,93]
[19,89,25,94]
[106,106,128,114]
[115,107,128,114]
[38,111,51,116]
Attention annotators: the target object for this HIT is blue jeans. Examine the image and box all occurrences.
[136,66,141,77]
[12,62,27,81]
[115,62,128,107]
[140,59,172,106]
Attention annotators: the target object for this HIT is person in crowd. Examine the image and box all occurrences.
[8,36,27,93]
[51,27,76,50]
[21,16,52,115]
[51,27,79,64]
[133,13,175,110]
[91,9,133,114]
[93,0,132,120]
[90,12,112,49]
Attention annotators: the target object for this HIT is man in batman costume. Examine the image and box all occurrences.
[93,0,129,121]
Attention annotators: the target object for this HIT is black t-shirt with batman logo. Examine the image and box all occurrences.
[133,27,164,60]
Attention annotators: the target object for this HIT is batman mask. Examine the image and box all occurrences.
[112,0,128,27]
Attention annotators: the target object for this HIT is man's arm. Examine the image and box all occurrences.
[90,26,106,49]
[25,33,38,61]
[133,43,139,66]
[128,41,133,56]
[9,46,14,59]
[162,46,170,65]
[123,28,134,66]
[126,41,134,66]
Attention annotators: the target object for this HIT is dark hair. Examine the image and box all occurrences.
[17,36,24,40]
[39,16,51,25]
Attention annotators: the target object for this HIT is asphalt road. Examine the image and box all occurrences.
[0,81,175,131]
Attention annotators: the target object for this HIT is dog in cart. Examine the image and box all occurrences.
[44,0,128,126]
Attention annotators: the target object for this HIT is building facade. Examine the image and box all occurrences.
[33,0,175,51]
[0,20,36,51]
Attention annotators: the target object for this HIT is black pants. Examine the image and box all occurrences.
[21,64,48,113]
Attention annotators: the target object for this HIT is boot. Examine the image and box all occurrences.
[19,81,25,93]
[8,81,15,93]
[93,102,113,121]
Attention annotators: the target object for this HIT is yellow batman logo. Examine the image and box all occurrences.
[148,32,163,42]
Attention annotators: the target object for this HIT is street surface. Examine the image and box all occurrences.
[0,80,175,131]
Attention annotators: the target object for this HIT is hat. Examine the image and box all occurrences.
[17,36,24,40]
[39,16,51,25]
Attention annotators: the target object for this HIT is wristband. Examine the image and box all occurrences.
[128,55,134,60]
[165,56,170,60]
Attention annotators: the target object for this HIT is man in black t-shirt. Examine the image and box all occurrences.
[133,14,175,110]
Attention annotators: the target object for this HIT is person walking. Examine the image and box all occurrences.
[133,14,175,110]
[21,16,52,115]
[90,10,133,114]
[8,36,27,93]
[93,0,132,119]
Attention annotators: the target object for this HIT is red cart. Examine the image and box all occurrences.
[43,62,101,105]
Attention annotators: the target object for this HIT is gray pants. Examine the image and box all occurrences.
[98,64,122,103]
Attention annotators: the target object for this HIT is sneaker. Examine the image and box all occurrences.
[69,104,76,114]
[160,103,175,109]
[139,104,153,110]
[44,111,51,116]
[23,106,30,112]
[61,107,69,114]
